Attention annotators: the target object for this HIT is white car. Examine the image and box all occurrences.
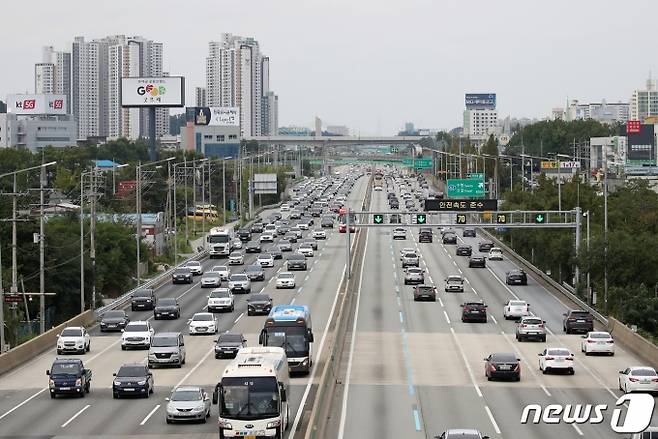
[276,272,296,289]
[538,348,575,375]
[298,222,309,230]
[313,229,326,240]
[188,312,218,335]
[399,247,416,259]
[392,227,407,240]
[207,288,234,312]
[231,238,243,250]
[228,251,244,265]
[298,244,314,257]
[290,226,303,239]
[619,367,658,394]
[488,247,503,261]
[228,274,252,293]
[56,326,91,354]
[503,300,530,320]
[121,321,154,350]
[185,260,203,275]
[257,253,275,267]
[580,331,615,355]
[280,203,290,212]
[211,265,230,281]
[260,234,274,243]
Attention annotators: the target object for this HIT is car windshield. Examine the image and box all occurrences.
[117,366,147,377]
[231,275,248,281]
[171,389,202,401]
[210,290,230,298]
[631,369,657,377]
[187,261,200,267]
[205,272,220,277]
[571,311,590,317]
[417,286,434,292]
[523,318,542,325]
[219,334,244,343]
[288,255,304,260]
[246,266,262,273]
[230,252,241,257]
[279,273,294,279]
[174,268,190,274]
[408,268,422,274]
[104,311,125,318]
[60,328,82,337]
[151,336,178,347]
[125,324,148,332]
[50,362,80,375]
[214,266,228,272]
[250,294,271,302]
[193,314,213,321]
[510,301,526,306]
[590,332,611,339]
[259,254,272,259]
[548,349,571,356]
[157,299,177,306]
[404,253,417,258]
[134,290,152,297]
[491,353,517,362]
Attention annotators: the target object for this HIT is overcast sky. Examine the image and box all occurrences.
[1,0,656,134]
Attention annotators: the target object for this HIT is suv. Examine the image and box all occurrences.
[401,252,419,268]
[413,285,437,302]
[563,310,594,334]
[456,245,472,256]
[442,233,457,245]
[249,222,264,234]
[236,229,251,241]
[56,327,91,355]
[506,269,528,285]
[463,228,476,237]
[121,321,154,350]
[214,332,247,359]
[148,332,186,368]
[445,275,464,293]
[516,316,547,342]
[131,288,156,311]
[171,267,193,284]
[461,301,488,323]
[478,241,494,252]
[287,254,307,271]
[468,255,486,268]
[112,363,154,398]
[153,298,180,320]
[418,228,433,243]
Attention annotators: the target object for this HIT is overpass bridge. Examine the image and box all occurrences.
[245,135,424,147]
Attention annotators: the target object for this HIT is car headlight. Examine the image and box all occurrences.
[75,378,82,386]
[49,379,54,386]
[219,420,233,429]
[301,359,309,366]
[194,405,206,412]
[137,380,147,385]
[267,419,281,429]
[114,381,121,386]
[166,405,177,414]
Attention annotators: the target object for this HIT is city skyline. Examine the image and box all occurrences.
[1,0,657,135]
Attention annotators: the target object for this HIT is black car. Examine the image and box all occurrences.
[270,247,283,259]
[418,228,433,243]
[321,217,334,228]
[112,363,153,399]
[250,222,264,234]
[299,238,318,251]
[563,310,594,334]
[310,208,322,217]
[506,269,528,285]
[456,245,472,256]
[463,228,476,238]
[413,285,437,302]
[131,288,156,311]
[245,241,262,253]
[478,241,494,252]
[462,301,488,323]
[244,264,265,281]
[287,254,307,271]
[247,294,273,316]
[172,267,193,284]
[389,201,399,209]
[484,353,521,381]
[153,298,180,320]
[442,233,457,245]
[468,255,486,268]
[236,229,251,241]
[100,310,130,332]
[214,332,247,359]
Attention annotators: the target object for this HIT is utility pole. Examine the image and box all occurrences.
[80,173,85,314]
[173,164,178,266]
[192,159,197,236]
[0,230,5,351]
[603,147,609,314]
[184,156,189,245]
[222,159,227,225]
[136,163,142,287]
[39,164,45,333]
[90,167,97,311]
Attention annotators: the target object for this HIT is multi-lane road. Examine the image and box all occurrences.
[329,177,657,439]
[0,173,368,438]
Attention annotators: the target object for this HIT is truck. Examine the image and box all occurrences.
[212,347,290,438]
[46,358,92,398]
[208,227,233,258]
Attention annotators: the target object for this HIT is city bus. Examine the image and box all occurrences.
[186,204,219,222]
[259,305,314,374]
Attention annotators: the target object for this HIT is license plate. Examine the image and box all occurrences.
[162,312,169,315]
[124,388,135,391]
[59,387,71,390]
[528,332,538,335]
[471,310,480,313]
[498,365,511,370]
[577,319,585,323]
[597,342,606,345]
[555,358,564,362]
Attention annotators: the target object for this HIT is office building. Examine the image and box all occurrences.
[0,112,76,151]
[262,91,278,135]
[630,78,658,122]
[463,93,499,148]
[553,99,629,124]
[326,125,349,136]
[590,136,627,172]
[195,87,207,107]
[35,46,71,114]
[315,116,322,136]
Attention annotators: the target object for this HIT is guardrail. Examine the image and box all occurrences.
[479,229,608,326]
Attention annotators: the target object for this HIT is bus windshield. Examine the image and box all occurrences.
[264,327,309,358]
[220,377,279,420]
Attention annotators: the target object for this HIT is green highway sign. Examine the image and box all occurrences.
[447,178,485,198]
[534,213,546,224]
[416,214,427,224]
[402,158,433,170]
[373,214,384,224]
[468,173,484,180]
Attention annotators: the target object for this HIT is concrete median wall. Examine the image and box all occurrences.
[607,317,658,367]
[0,310,94,377]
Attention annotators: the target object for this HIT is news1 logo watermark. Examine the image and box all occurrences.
[520,394,654,434]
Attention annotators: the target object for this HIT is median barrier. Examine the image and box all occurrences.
[607,317,658,367]
[0,310,94,377]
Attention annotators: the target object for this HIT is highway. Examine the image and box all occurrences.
[329,176,658,439]
[0,172,368,438]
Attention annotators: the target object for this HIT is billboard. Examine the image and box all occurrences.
[188,107,240,126]
[465,93,496,109]
[253,174,278,195]
[121,77,185,107]
[8,94,67,115]
[626,123,656,165]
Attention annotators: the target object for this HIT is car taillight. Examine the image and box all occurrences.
[538,324,544,328]
[521,324,527,328]
[652,378,658,383]
[464,307,471,312]
[490,364,496,371]
[587,340,596,343]
[545,356,554,361]
[566,357,574,361]
[629,377,639,382]
[514,364,520,372]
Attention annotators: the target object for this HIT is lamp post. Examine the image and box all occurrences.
[583,210,591,304]
[222,157,232,225]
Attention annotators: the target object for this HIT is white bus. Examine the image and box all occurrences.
[208,227,233,258]
[212,347,290,438]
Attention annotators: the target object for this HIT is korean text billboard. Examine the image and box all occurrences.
[626,123,656,165]
[8,94,67,115]
[188,107,240,126]
[121,77,185,107]
[465,93,496,109]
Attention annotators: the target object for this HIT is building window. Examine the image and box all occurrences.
[229,135,237,140]
[204,134,213,140]
[216,135,225,141]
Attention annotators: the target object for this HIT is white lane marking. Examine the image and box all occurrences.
[61,404,91,428]
[336,229,369,439]
[298,287,303,294]
[174,346,215,388]
[490,315,498,324]
[233,312,244,324]
[452,260,457,266]
[290,298,296,304]
[472,287,478,295]
[140,404,161,425]
[541,385,552,397]
[443,311,451,324]
[427,276,434,284]
[572,424,584,436]
[484,406,501,435]
[438,297,444,307]
[450,327,483,397]
[176,281,201,300]
[310,267,315,273]
[486,266,520,300]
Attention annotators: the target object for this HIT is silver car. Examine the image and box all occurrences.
[165,386,211,423]
[445,275,464,292]
[401,252,419,268]
[515,316,547,342]
[404,267,425,285]
[200,271,221,288]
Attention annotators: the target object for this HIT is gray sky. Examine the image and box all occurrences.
[1,0,656,134]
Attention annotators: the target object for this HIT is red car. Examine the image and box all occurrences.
[338,223,355,233]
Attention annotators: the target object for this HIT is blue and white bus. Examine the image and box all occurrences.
[259,305,314,374]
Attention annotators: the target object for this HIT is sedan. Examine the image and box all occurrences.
[392,228,407,240]
[299,238,318,251]
[228,251,244,265]
[231,238,243,250]
[312,229,326,240]
[484,352,521,381]
[188,313,218,335]
[456,245,472,257]
[445,275,464,292]
[245,241,262,253]
[297,244,314,257]
[247,294,273,316]
[463,228,476,238]
[185,261,203,275]
[276,272,296,289]
[165,386,211,423]
[214,332,247,359]
[270,247,283,260]
[539,348,575,375]
[442,233,457,245]
[153,298,180,320]
[618,367,658,394]
[413,285,437,302]
[243,264,265,282]
[257,253,275,267]
[278,239,293,252]
[211,265,230,281]
[468,255,486,268]
[404,267,425,285]
[581,331,615,356]
[488,247,503,261]
[260,233,274,243]
[200,272,221,288]
[506,269,528,285]
[100,310,130,332]
[503,300,530,320]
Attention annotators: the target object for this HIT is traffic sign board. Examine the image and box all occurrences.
[496,213,509,224]
[373,214,384,224]
[3,294,22,303]
[402,158,433,170]
[534,213,546,223]
[447,178,485,198]
[424,198,497,212]
[456,214,467,224]
[468,173,484,180]
[416,214,427,224]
